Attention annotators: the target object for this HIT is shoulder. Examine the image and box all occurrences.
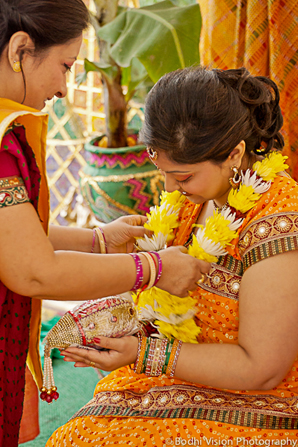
[237,175,298,270]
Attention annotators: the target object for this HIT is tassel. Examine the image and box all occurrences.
[39,346,59,403]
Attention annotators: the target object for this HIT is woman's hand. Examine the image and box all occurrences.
[103,215,153,254]
[60,336,139,371]
[157,246,211,297]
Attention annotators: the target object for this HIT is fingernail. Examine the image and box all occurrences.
[93,337,101,344]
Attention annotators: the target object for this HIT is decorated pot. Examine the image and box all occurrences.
[79,136,164,223]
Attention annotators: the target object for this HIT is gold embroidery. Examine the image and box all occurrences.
[239,212,298,270]
[200,262,242,301]
[0,176,24,188]
[71,384,298,430]
[0,176,29,207]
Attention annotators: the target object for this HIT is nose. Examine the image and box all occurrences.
[55,78,67,99]
[164,174,179,193]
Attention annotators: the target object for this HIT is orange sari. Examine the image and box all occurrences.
[47,175,298,446]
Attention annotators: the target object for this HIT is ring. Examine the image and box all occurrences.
[197,274,205,285]
[89,361,96,368]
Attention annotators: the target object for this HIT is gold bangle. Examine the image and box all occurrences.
[95,227,107,254]
[140,252,156,289]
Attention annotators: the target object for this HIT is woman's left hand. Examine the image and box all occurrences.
[103,215,153,253]
[60,335,139,371]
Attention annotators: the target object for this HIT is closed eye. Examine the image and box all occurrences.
[176,176,193,184]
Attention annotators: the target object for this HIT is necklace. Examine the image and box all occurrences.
[135,151,289,343]
[212,200,228,212]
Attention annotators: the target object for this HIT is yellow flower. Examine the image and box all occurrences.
[253,152,289,182]
[228,184,261,213]
[188,234,218,263]
[142,191,186,244]
[204,211,238,247]
[155,318,200,343]
[144,210,179,243]
[160,190,186,211]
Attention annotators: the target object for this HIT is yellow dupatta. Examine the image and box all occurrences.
[0,98,49,388]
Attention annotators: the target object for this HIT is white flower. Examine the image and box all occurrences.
[137,305,158,322]
[161,203,180,217]
[137,304,196,325]
[195,228,227,256]
[136,232,167,251]
[241,170,271,194]
[220,208,244,231]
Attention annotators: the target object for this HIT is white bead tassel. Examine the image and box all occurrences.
[39,345,59,403]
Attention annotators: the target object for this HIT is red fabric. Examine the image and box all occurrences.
[0,127,41,446]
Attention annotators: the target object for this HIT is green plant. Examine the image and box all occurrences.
[78,0,201,149]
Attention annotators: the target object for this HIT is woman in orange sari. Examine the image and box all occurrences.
[48,67,298,446]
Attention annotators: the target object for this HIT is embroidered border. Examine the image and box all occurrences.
[70,384,298,430]
[217,254,243,276]
[0,176,29,208]
[238,212,298,270]
[199,262,241,301]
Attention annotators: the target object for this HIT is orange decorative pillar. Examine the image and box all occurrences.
[199,0,298,180]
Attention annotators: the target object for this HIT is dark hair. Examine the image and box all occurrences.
[140,66,284,164]
[0,0,90,57]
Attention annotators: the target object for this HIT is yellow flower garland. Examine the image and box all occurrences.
[135,152,289,343]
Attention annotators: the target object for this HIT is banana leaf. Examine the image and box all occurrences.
[97,0,201,83]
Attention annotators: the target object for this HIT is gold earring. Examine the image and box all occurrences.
[229,166,241,188]
[147,146,158,166]
[13,61,21,73]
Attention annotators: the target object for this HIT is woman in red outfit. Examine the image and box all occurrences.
[0,1,208,445]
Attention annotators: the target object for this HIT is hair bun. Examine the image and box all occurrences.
[216,68,284,154]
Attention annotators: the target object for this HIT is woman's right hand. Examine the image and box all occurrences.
[156,246,211,297]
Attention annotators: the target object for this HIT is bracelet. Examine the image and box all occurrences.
[139,252,156,290]
[90,228,96,253]
[129,253,144,291]
[166,339,183,377]
[134,333,147,374]
[133,336,182,377]
[150,251,162,286]
[95,227,108,254]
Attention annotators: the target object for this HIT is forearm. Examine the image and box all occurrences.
[48,225,100,253]
[25,251,149,300]
[174,342,277,391]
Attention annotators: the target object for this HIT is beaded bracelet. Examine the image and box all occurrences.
[134,336,182,377]
[95,227,108,254]
[90,228,96,253]
[129,253,144,291]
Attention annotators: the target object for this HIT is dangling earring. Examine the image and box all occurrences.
[229,166,241,188]
[13,61,21,73]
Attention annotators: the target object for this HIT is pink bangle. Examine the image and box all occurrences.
[129,253,144,291]
[150,251,162,286]
[91,228,96,253]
